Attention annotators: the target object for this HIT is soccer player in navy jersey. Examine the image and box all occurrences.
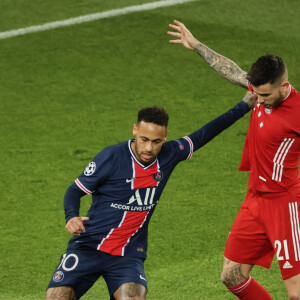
[46,95,255,299]
[168,20,300,300]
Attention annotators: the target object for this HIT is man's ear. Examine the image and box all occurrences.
[164,129,169,141]
[133,124,138,136]
[281,81,290,93]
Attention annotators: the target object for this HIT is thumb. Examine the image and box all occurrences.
[80,217,89,222]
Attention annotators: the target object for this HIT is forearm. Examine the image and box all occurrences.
[189,101,250,151]
[193,42,248,89]
[64,183,85,223]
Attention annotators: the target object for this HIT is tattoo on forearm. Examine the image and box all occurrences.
[193,43,248,88]
[222,263,247,287]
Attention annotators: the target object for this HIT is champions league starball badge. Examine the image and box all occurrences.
[84,162,96,176]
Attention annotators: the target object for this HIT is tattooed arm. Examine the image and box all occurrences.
[168,20,248,89]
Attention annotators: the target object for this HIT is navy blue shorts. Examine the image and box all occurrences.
[47,248,147,299]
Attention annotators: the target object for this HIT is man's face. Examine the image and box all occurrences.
[252,81,290,109]
[132,121,168,165]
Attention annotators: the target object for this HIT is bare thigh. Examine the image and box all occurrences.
[113,282,147,300]
[45,286,76,300]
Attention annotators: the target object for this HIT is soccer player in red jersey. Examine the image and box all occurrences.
[168,20,300,300]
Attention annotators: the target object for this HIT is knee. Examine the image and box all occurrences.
[221,268,233,287]
[114,282,147,300]
[288,293,300,300]
[46,287,76,300]
[220,265,248,288]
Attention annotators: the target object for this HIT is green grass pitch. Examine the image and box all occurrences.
[0,0,299,299]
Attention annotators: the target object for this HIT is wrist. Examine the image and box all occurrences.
[191,40,201,50]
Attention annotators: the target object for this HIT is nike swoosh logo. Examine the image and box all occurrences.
[126,178,135,183]
[139,275,147,281]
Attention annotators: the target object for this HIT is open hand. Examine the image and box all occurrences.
[168,20,199,50]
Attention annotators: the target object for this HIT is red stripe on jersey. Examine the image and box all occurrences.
[98,211,149,256]
[132,160,159,189]
[75,178,92,194]
[183,136,193,160]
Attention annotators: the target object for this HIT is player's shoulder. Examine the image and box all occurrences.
[284,86,300,109]
[94,140,128,161]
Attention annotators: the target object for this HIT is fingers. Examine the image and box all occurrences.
[80,217,89,223]
[76,218,86,233]
[168,23,183,44]
[168,24,181,32]
[167,30,183,44]
[66,217,89,236]
[167,31,181,38]
[167,23,182,42]
[173,19,183,26]
[66,222,79,236]
[169,39,184,44]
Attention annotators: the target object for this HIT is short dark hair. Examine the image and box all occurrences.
[137,106,169,127]
[246,54,287,86]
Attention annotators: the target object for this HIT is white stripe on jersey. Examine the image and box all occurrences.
[97,211,128,252]
[131,157,135,190]
[183,136,194,160]
[75,178,93,194]
[272,138,295,182]
[289,202,300,261]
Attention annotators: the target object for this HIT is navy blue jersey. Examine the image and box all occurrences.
[65,101,250,258]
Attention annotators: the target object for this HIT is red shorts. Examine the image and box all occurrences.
[224,188,300,280]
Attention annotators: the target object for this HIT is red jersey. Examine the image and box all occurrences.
[239,85,300,194]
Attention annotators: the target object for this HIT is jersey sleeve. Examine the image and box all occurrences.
[63,147,114,222]
[64,182,86,223]
[74,147,113,195]
[187,101,250,152]
[162,137,195,164]
[163,101,250,164]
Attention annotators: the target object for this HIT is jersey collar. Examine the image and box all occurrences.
[282,84,292,102]
[127,139,158,169]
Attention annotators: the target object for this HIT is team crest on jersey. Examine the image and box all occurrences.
[53,271,64,282]
[264,108,272,114]
[153,171,163,182]
[84,162,96,176]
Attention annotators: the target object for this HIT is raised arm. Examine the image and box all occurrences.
[168,20,248,89]
[188,91,256,152]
